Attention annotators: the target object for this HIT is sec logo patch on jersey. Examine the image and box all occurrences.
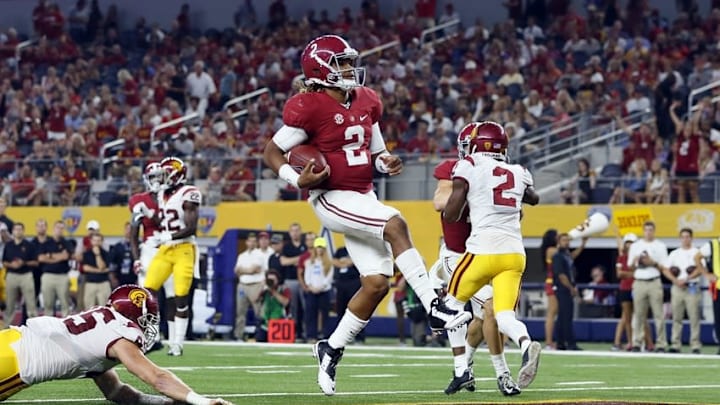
[334,113,344,125]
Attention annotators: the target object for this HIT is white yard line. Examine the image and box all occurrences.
[10,383,720,403]
[192,341,720,360]
[555,381,605,385]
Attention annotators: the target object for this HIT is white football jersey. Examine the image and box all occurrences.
[158,185,202,245]
[12,307,144,385]
[452,155,533,255]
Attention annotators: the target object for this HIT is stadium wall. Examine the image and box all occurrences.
[9,202,720,265]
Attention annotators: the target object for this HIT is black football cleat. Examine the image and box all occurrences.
[429,298,471,332]
[444,369,474,395]
[497,372,522,396]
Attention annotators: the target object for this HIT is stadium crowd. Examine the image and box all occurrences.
[0,0,718,206]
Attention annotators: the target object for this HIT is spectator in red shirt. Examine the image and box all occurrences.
[405,120,431,156]
[0,28,20,59]
[222,158,256,201]
[32,0,49,36]
[117,69,140,108]
[60,159,89,206]
[42,3,65,40]
[117,139,143,168]
[415,0,437,28]
[9,164,40,206]
[582,265,611,304]
[95,112,118,142]
[670,101,701,203]
[47,100,67,141]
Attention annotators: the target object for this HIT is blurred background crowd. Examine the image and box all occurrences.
[0,0,718,205]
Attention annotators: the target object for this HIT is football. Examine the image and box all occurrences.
[287,144,328,174]
[686,265,697,275]
[669,266,680,277]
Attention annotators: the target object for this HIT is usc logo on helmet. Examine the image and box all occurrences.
[129,289,148,308]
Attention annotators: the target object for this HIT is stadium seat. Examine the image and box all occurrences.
[600,163,623,178]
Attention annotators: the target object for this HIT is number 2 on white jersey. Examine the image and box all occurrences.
[343,125,369,166]
[492,166,517,207]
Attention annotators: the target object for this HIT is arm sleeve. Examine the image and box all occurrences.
[272,125,310,152]
[452,159,472,182]
[181,187,202,205]
[369,122,387,155]
[521,166,534,187]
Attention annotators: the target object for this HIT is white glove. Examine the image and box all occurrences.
[146,231,172,247]
[156,231,173,244]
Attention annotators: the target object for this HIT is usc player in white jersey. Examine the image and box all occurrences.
[431,129,519,396]
[130,162,176,352]
[0,284,232,405]
[442,122,542,394]
[144,157,201,357]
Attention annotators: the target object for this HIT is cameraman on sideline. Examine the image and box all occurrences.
[255,270,291,342]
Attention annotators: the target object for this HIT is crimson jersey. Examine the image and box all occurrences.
[674,133,700,174]
[128,192,160,241]
[283,87,383,193]
[433,159,470,254]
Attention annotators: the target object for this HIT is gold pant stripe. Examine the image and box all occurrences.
[0,378,27,401]
[0,373,20,388]
[448,252,473,296]
[449,253,474,297]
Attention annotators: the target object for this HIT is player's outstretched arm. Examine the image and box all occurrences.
[106,339,234,405]
[93,367,173,405]
[442,178,469,222]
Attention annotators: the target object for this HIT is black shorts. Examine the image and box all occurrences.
[618,290,632,302]
[675,170,699,179]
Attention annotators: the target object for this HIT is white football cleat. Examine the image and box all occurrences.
[312,340,344,396]
[518,341,541,389]
[167,343,183,357]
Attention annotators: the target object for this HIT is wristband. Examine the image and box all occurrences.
[185,391,211,405]
[278,163,300,188]
[374,152,391,173]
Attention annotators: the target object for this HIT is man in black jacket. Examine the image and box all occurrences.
[36,220,72,317]
[552,233,585,351]
[3,223,37,325]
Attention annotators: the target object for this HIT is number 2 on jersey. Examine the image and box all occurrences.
[492,166,517,207]
[343,125,369,166]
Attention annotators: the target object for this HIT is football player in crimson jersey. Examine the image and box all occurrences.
[431,129,519,396]
[263,34,471,396]
[129,162,175,351]
[442,122,542,394]
[144,157,202,357]
[0,284,232,405]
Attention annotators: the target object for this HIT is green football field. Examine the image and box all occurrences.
[7,340,720,404]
